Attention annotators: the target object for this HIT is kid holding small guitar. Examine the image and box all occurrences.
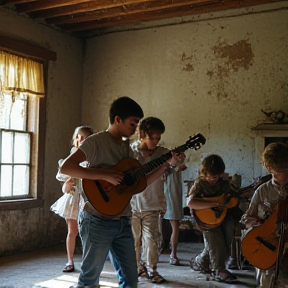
[240,142,288,288]
[130,117,186,284]
[187,154,238,283]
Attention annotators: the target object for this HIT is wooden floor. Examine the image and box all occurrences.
[0,241,263,288]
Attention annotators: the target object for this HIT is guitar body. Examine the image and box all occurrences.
[241,205,279,270]
[81,158,147,216]
[193,194,239,226]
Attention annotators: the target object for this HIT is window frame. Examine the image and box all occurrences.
[0,35,56,210]
[0,128,32,199]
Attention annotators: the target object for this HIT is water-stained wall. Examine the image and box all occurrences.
[82,2,288,189]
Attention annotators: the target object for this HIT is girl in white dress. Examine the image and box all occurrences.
[163,163,187,266]
[50,126,93,272]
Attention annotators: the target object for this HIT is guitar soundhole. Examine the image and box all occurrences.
[122,173,137,186]
[211,207,223,218]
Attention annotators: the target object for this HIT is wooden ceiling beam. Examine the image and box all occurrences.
[1,0,284,36]
[3,0,35,4]
[58,1,232,31]
[15,0,171,13]
[46,0,216,25]
[29,0,159,19]
[58,0,282,32]
[14,0,92,13]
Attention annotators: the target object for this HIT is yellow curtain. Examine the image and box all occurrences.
[0,51,44,97]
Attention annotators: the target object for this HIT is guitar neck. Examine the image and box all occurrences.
[122,133,206,187]
[126,152,172,180]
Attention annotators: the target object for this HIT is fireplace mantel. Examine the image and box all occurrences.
[252,124,288,131]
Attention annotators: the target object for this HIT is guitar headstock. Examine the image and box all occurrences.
[186,133,206,150]
[173,133,206,153]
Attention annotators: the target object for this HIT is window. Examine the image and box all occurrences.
[0,50,45,206]
[0,93,30,198]
[0,36,56,209]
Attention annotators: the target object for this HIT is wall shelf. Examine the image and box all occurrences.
[252,124,288,130]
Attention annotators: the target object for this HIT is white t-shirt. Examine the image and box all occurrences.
[80,130,133,217]
[130,140,168,212]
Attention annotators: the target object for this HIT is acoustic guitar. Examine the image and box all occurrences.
[192,188,239,228]
[241,205,279,270]
[81,133,206,216]
[241,196,288,271]
[192,174,273,228]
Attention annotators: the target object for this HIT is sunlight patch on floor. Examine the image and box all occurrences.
[34,274,118,288]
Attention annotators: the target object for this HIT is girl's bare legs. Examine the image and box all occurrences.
[169,220,180,263]
[66,218,78,265]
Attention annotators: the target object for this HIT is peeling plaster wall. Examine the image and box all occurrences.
[0,2,287,254]
[82,2,288,191]
[0,8,83,253]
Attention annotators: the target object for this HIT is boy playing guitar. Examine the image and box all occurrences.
[187,154,238,283]
[241,142,288,288]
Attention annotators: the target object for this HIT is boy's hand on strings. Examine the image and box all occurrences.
[242,215,263,228]
[167,151,186,166]
[212,198,226,208]
[98,168,124,186]
[206,194,226,208]
[198,195,225,209]
[173,151,186,162]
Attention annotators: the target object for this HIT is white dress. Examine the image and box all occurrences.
[163,167,183,221]
[50,159,85,220]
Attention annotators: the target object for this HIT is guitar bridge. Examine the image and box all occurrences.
[255,236,276,252]
[94,180,109,202]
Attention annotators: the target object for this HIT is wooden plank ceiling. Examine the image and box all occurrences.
[0,0,282,37]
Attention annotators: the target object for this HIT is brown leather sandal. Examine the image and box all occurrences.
[211,269,237,283]
[190,258,211,273]
[63,264,74,272]
[170,256,180,266]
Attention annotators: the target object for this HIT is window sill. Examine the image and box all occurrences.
[0,198,44,210]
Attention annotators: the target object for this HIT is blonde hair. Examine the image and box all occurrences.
[262,142,288,172]
[71,125,93,148]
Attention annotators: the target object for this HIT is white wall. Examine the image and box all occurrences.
[0,8,83,253]
[82,2,288,188]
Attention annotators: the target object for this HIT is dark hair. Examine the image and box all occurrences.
[200,154,225,176]
[109,96,144,124]
[138,117,165,139]
[71,125,94,147]
[262,142,288,172]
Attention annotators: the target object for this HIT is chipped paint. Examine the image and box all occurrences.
[207,39,254,78]
[206,39,255,100]
[213,39,254,71]
[181,52,195,72]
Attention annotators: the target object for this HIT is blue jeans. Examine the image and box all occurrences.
[109,251,126,287]
[77,210,138,288]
